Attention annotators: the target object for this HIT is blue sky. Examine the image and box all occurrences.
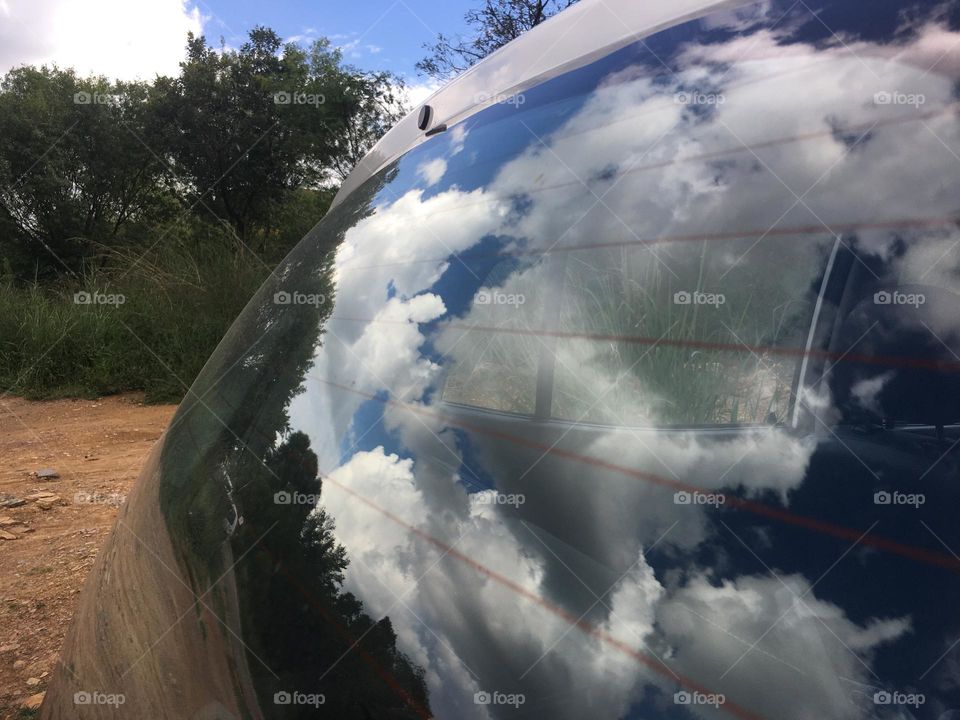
[0,0,474,101]
[199,0,471,80]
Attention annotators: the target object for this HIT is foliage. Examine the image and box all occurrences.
[0,26,404,279]
[0,26,403,400]
[0,218,279,402]
[0,67,169,279]
[151,29,402,240]
[417,0,579,80]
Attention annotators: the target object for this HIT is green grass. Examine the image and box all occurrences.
[0,241,274,403]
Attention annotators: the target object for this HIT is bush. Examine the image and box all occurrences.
[0,230,285,403]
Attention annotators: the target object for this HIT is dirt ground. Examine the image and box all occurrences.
[0,394,175,719]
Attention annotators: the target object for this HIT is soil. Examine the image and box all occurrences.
[0,394,175,719]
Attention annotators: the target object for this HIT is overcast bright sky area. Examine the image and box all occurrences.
[0,0,472,105]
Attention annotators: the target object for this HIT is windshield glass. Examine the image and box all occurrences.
[48,2,960,720]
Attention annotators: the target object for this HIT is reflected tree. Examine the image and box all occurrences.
[157,164,431,718]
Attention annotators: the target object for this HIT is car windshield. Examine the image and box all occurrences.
[51,2,960,720]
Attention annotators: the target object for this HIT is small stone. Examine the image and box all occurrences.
[0,498,26,508]
[35,468,59,480]
[13,660,26,670]
[0,529,17,540]
[0,516,16,526]
[36,498,60,511]
[22,692,44,709]
[0,644,18,653]
[26,677,40,687]
[25,492,57,502]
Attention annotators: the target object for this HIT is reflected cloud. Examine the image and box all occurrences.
[657,573,911,720]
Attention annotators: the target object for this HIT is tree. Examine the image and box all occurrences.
[151,28,317,244]
[0,26,405,280]
[0,68,168,278]
[154,29,404,244]
[417,0,580,80]
[298,39,405,183]
[158,176,431,715]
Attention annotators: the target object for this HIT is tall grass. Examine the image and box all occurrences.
[0,241,273,403]
[0,184,334,402]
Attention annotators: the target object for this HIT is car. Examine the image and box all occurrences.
[42,0,960,717]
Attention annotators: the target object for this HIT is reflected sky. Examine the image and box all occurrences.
[266,2,960,719]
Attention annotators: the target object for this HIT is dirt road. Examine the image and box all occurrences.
[0,394,175,718]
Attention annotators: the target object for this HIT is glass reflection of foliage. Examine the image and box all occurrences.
[554,239,819,426]
[231,431,430,719]
[441,257,548,414]
[157,165,432,718]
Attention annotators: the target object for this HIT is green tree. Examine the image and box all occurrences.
[0,68,166,278]
[153,28,404,244]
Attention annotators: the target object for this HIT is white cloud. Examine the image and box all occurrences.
[416,157,448,186]
[447,123,468,155]
[656,573,910,720]
[0,0,204,80]
[319,443,904,720]
[404,78,442,108]
[333,35,385,61]
[347,293,447,400]
[331,185,505,322]
[322,446,664,719]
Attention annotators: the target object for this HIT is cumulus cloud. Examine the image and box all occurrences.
[322,446,665,720]
[0,0,204,79]
[347,293,447,400]
[319,445,907,720]
[331,186,505,324]
[404,79,442,108]
[416,157,448,186]
[656,573,911,720]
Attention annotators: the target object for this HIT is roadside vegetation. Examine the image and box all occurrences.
[0,29,399,401]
